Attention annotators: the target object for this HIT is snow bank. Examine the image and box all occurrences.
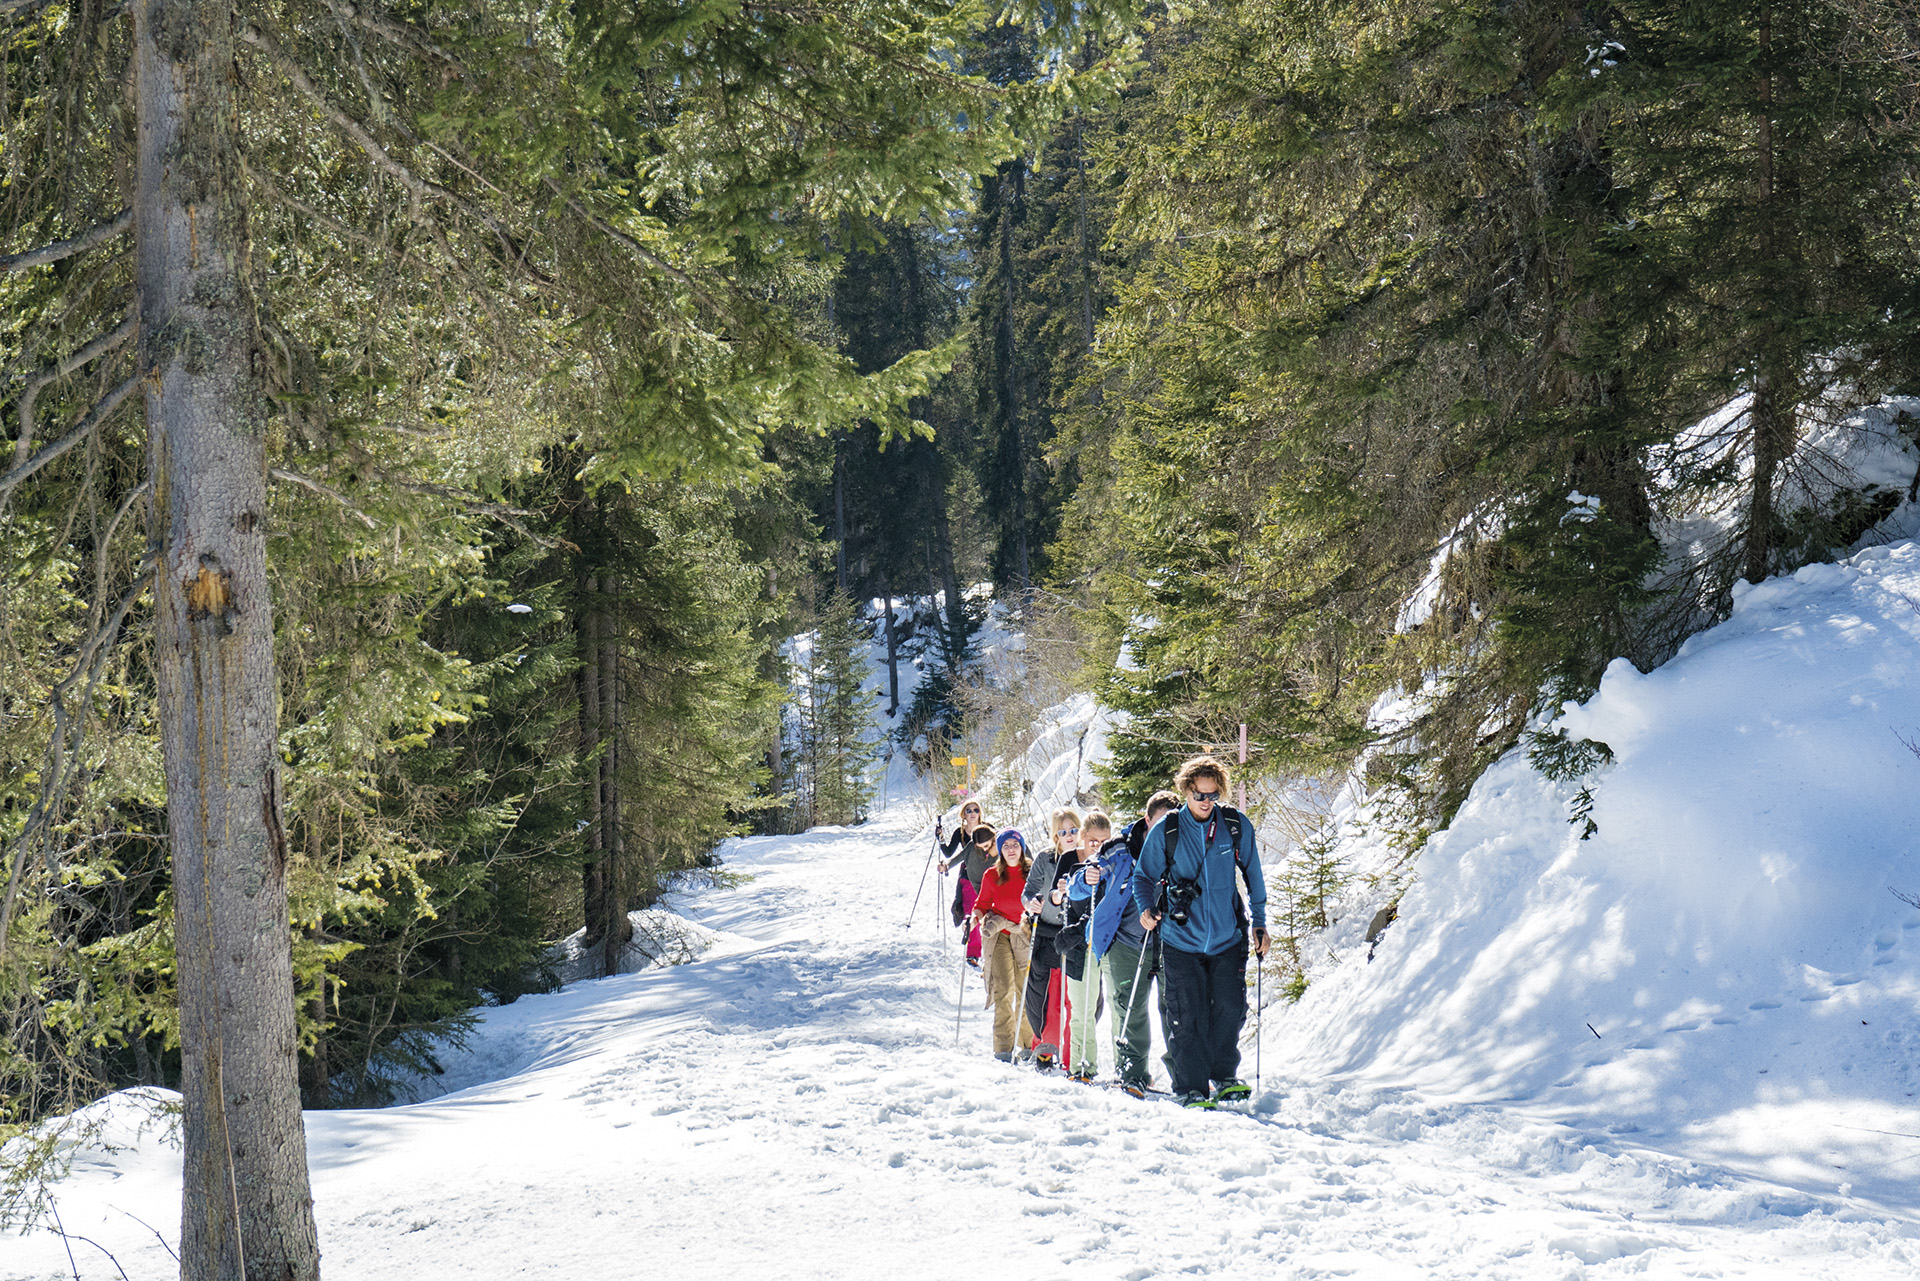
[546,905,733,987]
[1277,539,1920,1203]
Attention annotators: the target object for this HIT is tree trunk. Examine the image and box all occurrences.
[598,578,629,977]
[1075,124,1095,352]
[137,4,320,1278]
[928,465,966,666]
[996,201,1032,590]
[1745,365,1790,584]
[833,440,848,594]
[879,571,899,717]
[578,572,604,947]
[1744,7,1787,586]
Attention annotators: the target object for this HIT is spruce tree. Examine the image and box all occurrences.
[802,590,878,826]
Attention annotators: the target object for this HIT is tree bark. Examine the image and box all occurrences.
[833,439,848,594]
[879,570,899,717]
[928,461,966,666]
[137,3,320,1279]
[996,194,1032,590]
[578,572,604,947]
[1744,6,1788,586]
[598,576,629,977]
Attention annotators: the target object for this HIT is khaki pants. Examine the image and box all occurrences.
[981,920,1034,1054]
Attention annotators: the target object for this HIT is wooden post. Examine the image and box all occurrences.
[1238,723,1248,810]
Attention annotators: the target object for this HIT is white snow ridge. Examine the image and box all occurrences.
[10,547,1920,1278]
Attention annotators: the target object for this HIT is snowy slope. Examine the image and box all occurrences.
[1276,539,1920,1209]
[10,807,1919,1280]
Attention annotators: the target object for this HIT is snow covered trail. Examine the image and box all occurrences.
[10,813,1920,1281]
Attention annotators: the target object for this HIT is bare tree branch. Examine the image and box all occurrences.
[267,467,379,528]
[317,0,472,81]
[0,375,139,503]
[395,478,578,550]
[0,210,133,274]
[12,314,138,466]
[243,163,387,253]
[237,24,551,287]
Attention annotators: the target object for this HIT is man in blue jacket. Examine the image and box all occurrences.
[1131,755,1270,1108]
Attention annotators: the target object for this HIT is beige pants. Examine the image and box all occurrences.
[980,919,1034,1054]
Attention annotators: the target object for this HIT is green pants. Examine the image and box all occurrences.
[1065,954,1104,1071]
[1104,939,1157,1089]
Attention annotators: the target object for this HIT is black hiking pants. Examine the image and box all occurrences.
[1022,924,1062,1052]
[1158,937,1248,1097]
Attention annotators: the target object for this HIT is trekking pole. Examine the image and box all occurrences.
[954,946,969,1047]
[906,822,941,928]
[1254,951,1263,1097]
[1116,929,1153,1085]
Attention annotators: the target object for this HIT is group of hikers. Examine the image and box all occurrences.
[933,753,1270,1110]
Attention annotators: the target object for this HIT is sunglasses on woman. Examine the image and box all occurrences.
[1056,826,1079,838]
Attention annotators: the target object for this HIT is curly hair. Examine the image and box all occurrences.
[1173,755,1230,796]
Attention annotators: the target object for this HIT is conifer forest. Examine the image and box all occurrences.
[8,4,1920,1280]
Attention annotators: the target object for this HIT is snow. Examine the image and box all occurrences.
[1276,538,1920,1221]
[9,805,1918,1276]
[12,549,1920,1277]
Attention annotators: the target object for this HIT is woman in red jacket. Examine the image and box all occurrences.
[969,829,1035,1061]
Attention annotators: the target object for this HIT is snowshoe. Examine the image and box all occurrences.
[1212,1078,1251,1103]
[1177,1091,1217,1110]
[1034,1052,1058,1073]
[1069,1066,1097,1084]
[1119,1081,1148,1099]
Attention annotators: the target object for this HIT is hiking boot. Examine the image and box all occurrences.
[1069,1066,1096,1084]
[1119,1080,1149,1100]
[993,1050,1013,1063]
[1177,1091,1217,1110]
[1212,1078,1251,1103]
[1013,1048,1036,1065]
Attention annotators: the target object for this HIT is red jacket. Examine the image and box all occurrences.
[974,863,1029,925]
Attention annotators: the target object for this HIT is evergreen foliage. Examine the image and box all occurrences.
[0,0,1144,1237]
[1062,0,1920,828]
[794,589,879,827]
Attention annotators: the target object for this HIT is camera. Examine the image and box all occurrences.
[1164,878,1200,927]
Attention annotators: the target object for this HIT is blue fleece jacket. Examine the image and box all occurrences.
[1064,835,1146,958]
[1130,804,1267,956]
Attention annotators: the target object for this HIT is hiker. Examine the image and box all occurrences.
[942,802,992,967]
[1019,807,1081,1072]
[939,801,985,869]
[949,824,996,967]
[1056,812,1114,1083]
[1132,756,1270,1108]
[1070,791,1181,1096]
[968,828,1036,1061]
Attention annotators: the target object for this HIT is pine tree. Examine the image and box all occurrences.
[0,0,1146,1254]
[801,590,878,826]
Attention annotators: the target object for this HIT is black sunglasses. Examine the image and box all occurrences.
[1190,789,1221,803]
